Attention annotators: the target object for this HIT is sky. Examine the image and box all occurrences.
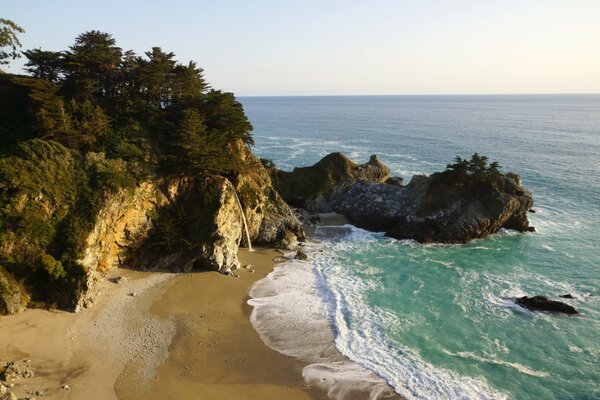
[2,0,600,96]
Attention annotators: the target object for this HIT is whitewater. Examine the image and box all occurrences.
[243,95,600,400]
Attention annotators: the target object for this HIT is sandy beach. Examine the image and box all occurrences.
[0,214,402,400]
[0,248,323,400]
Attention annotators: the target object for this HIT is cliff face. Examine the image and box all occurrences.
[278,153,534,244]
[75,181,173,310]
[0,139,304,315]
[231,140,304,249]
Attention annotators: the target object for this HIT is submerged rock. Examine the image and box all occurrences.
[559,294,574,299]
[515,296,579,315]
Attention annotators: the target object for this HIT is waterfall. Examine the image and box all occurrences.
[233,190,253,251]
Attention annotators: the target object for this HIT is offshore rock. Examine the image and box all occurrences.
[282,153,534,244]
[516,296,579,315]
[271,153,392,210]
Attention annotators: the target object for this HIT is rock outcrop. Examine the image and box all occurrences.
[0,268,29,315]
[132,176,243,275]
[0,140,304,315]
[275,153,534,244]
[230,140,305,248]
[515,296,579,315]
[75,180,174,310]
[271,153,391,209]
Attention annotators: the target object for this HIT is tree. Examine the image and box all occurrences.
[61,31,122,101]
[0,18,25,66]
[171,61,208,106]
[170,108,235,175]
[138,47,176,109]
[23,48,64,83]
[203,90,254,145]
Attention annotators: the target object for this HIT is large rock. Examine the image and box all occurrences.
[230,140,305,249]
[131,176,243,275]
[515,296,579,315]
[271,153,391,209]
[0,268,29,315]
[280,153,534,244]
[76,180,175,310]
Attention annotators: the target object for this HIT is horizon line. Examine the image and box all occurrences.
[237,92,600,98]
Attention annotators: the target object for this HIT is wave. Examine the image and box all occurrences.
[441,350,549,378]
[248,259,397,400]
[249,225,509,400]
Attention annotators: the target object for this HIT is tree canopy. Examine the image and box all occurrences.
[0,18,24,66]
[1,29,253,175]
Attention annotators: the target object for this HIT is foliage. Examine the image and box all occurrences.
[0,18,24,66]
[442,153,502,183]
[23,48,63,83]
[0,26,256,312]
[260,158,276,168]
[416,154,504,217]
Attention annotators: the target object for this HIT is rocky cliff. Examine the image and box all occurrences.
[273,154,534,244]
[0,140,304,315]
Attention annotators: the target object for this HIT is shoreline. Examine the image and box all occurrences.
[0,214,402,400]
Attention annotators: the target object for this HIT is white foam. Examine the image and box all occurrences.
[442,350,550,378]
[248,260,396,399]
[249,224,509,400]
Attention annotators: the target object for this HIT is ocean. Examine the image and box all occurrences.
[241,95,600,400]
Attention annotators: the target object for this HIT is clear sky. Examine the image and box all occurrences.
[2,0,600,96]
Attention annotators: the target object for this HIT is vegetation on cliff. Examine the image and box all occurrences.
[0,27,261,312]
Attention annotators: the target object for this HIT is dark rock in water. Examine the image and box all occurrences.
[525,226,536,232]
[528,208,536,213]
[272,153,534,244]
[516,296,579,314]
[560,294,575,299]
[295,251,308,260]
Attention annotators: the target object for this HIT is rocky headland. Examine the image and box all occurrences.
[271,152,534,244]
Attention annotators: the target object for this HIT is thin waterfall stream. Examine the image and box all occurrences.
[233,190,253,251]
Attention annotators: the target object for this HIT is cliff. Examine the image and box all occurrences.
[0,139,303,315]
[272,154,534,244]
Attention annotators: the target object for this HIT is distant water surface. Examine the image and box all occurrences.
[241,95,600,400]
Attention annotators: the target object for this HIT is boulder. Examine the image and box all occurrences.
[515,296,579,315]
[295,251,308,260]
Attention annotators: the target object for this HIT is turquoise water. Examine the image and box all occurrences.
[240,95,600,399]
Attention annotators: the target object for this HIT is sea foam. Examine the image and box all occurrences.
[248,225,509,400]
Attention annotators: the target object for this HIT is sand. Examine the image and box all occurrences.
[0,249,323,400]
[115,247,322,400]
[0,213,399,400]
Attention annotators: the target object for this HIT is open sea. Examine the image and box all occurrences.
[241,95,600,400]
